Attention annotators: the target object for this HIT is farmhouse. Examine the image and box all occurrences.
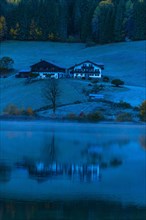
[68,60,104,79]
[30,60,66,79]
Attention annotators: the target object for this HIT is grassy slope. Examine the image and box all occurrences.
[1,40,145,86]
[0,40,145,113]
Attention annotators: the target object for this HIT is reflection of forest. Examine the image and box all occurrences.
[1,199,145,220]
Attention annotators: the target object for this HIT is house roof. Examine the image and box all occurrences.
[68,60,104,70]
[30,60,65,70]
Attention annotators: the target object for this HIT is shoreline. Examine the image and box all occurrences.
[0,115,145,126]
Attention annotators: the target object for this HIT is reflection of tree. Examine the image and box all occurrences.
[139,135,146,150]
[49,135,56,163]
[81,146,103,165]
[82,145,123,169]
[103,138,130,148]
[0,163,11,182]
[43,134,57,163]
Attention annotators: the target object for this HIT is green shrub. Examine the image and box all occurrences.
[116,112,133,122]
[85,41,96,47]
[66,113,77,120]
[67,36,80,43]
[87,111,104,122]
[3,104,35,116]
[0,57,14,71]
[74,101,82,104]
[110,158,122,166]
[100,162,108,168]
[116,101,132,109]
[133,106,140,111]
[103,76,110,82]
[91,79,99,84]
[78,111,87,121]
[90,84,104,93]
[3,104,20,115]
[111,79,124,87]
[25,107,35,116]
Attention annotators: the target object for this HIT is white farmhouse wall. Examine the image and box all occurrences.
[32,71,64,79]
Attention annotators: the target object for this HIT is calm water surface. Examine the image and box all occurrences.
[0,121,146,220]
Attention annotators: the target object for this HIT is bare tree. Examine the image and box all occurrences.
[43,79,60,114]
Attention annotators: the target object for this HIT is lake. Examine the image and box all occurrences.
[0,121,146,219]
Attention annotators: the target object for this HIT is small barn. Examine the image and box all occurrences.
[15,70,30,78]
[68,60,104,79]
[30,60,65,79]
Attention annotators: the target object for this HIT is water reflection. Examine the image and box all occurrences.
[139,135,146,150]
[0,200,146,220]
[82,145,123,168]
[0,122,146,210]
[0,163,11,182]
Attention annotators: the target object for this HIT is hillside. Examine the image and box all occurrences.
[1,40,146,86]
[0,40,145,115]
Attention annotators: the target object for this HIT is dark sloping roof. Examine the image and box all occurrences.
[68,60,104,70]
[30,60,65,70]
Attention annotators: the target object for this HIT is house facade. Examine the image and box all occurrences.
[30,60,65,79]
[68,60,104,79]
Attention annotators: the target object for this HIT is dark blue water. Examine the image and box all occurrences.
[0,121,146,219]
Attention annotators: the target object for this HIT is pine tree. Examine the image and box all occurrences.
[114,0,125,42]
[132,0,146,40]
[124,0,134,40]
[92,0,115,44]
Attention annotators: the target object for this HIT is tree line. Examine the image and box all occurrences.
[0,0,146,43]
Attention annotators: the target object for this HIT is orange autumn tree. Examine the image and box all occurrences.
[139,100,146,122]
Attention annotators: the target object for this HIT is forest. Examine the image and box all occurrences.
[0,0,146,44]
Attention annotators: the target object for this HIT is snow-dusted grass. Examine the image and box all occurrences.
[1,40,145,86]
[0,40,145,114]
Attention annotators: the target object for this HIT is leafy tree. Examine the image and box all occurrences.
[114,0,125,42]
[139,100,146,122]
[29,19,42,40]
[111,79,124,87]
[0,16,7,40]
[9,22,20,39]
[6,0,21,4]
[0,56,14,71]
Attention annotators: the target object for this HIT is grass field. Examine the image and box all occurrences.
[1,40,145,86]
[0,40,145,115]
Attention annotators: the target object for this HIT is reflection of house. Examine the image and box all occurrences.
[30,60,65,79]
[27,161,100,182]
[68,60,104,79]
